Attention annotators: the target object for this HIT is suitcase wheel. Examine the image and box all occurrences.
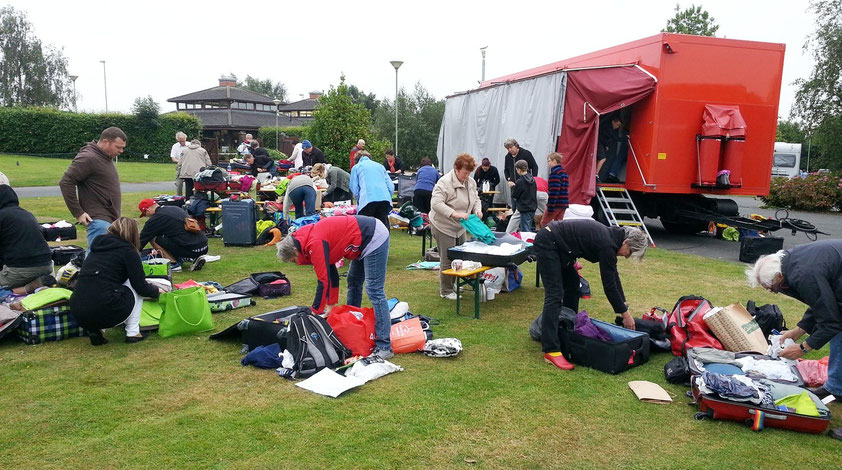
[694,411,712,421]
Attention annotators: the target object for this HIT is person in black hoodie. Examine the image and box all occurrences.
[0,185,55,294]
[534,219,648,370]
[69,217,161,345]
[137,199,208,272]
[510,160,538,232]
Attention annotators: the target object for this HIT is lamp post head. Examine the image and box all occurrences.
[273,98,281,106]
[69,75,78,82]
[390,60,403,71]
[100,60,105,64]
[480,46,488,58]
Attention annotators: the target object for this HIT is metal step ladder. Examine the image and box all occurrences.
[596,186,656,247]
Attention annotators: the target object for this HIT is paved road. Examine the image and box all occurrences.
[647,196,840,263]
[14,181,175,198]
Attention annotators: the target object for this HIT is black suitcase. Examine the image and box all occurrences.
[739,236,784,263]
[221,199,257,246]
[41,223,77,241]
[51,245,84,265]
[209,306,310,352]
[559,318,650,374]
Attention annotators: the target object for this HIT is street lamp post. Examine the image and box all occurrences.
[390,60,403,157]
[480,46,488,82]
[69,75,78,112]
[100,60,108,112]
[273,98,281,150]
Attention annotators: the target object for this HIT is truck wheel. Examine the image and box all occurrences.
[661,220,709,235]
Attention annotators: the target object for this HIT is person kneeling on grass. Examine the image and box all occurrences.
[137,199,208,272]
[0,185,56,294]
[536,219,648,370]
[69,218,163,345]
[276,215,393,360]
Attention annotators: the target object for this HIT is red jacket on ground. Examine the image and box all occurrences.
[292,215,377,313]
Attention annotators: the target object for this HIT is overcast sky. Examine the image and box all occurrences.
[6,0,815,118]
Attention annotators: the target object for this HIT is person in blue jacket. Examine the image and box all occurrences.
[350,151,395,228]
[413,158,440,213]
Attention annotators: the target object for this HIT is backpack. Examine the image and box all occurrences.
[746,300,786,339]
[664,356,691,385]
[287,311,351,378]
[665,295,723,356]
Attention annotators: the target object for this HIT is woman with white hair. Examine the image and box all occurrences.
[534,218,648,371]
[178,139,212,198]
[747,240,842,441]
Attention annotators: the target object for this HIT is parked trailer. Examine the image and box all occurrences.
[437,33,822,237]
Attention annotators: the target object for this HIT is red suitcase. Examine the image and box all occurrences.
[691,382,831,434]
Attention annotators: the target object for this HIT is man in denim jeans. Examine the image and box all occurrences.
[276,215,393,360]
[748,240,842,440]
[60,127,126,253]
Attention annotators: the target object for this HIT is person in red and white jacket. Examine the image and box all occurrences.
[276,215,394,359]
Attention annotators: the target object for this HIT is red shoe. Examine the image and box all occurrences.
[544,352,574,370]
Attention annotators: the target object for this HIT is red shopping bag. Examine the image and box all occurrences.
[326,305,375,356]
[390,317,426,354]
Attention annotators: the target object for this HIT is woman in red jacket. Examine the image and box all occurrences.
[277,215,393,359]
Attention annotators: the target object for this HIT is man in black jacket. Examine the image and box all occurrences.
[138,199,208,272]
[301,140,326,167]
[247,141,277,176]
[503,138,538,185]
[0,185,55,293]
[748,240,842,439]
[535,219,648,370]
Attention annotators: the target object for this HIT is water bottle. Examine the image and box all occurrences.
[227,162,232,172]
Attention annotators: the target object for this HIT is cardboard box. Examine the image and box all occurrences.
[703,303,768,353]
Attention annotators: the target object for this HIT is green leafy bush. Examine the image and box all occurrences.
[761,173,842,211]
[0,107,201,162]
[258,126,309,150]
[267,148,287,160]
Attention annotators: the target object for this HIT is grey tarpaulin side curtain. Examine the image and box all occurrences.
[436,72,567,203]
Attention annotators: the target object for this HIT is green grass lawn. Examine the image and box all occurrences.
[0,154,175,187]
[2,196,840,469]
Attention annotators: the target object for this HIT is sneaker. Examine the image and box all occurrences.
[440,292,458,300]
[808,385,842,401]
[831,427,842,441]
[544,352,575,370]
[169,262,182,273]
[88,329,108,346]
[370,349,394,360]
[190,256,206,272]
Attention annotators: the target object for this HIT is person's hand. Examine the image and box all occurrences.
[474,209,483,218]
[76,213,92,226]
[779,343,804,360]
[158,287,166,294]
[508,181,515,187]
[621,311,635,330]
[451,211,469,221]
[257,168,265,172]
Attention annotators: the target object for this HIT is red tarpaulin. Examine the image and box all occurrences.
[701,104,746,137]
[558,66,657,204]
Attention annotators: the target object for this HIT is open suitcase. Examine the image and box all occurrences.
[209,306,310,352]
[691,381,831,434]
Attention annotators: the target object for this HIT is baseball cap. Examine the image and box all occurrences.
[138,198,156,217]
[301,140,312,149]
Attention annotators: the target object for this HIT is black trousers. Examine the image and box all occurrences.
[534,228,581,353]
[325,188,352,203]
[184,179,195,198]
[359,201,392,228]
[413,189,432,214]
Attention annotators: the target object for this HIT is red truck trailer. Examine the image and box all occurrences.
[437,33,820,236]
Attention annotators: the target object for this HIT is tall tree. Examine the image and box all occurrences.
[132,95,160,130]
[0,6,74,108]
[791,0,842,170]
[373,82,445,168]
[347,83,380,115]
[308,76,388,169]
[662,4,719,36]
[239,75,287,102]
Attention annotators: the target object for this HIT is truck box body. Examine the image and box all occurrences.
[459,33,785,202]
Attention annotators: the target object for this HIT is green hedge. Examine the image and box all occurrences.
[257,126,309,150]
[0,107,202,162]
[761,174,842,211]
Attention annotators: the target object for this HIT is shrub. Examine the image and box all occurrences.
[258,125,309,150]
[267,148,287,160]
[761,173,842,211]
[0,107,201,162]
